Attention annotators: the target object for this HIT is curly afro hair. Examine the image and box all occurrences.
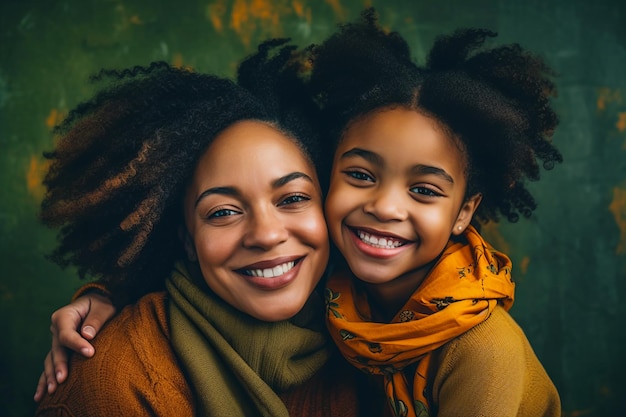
[41,39,323,305]
[308,8,562,224]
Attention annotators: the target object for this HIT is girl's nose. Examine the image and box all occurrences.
[363,185,408,222]
[242,208,289,250]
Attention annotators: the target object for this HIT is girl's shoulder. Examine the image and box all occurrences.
[437,305,530,368]
[430,305,560,417]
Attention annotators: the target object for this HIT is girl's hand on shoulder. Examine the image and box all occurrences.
[33,292,116,402]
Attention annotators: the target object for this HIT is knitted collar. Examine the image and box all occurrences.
[167,262,330,417]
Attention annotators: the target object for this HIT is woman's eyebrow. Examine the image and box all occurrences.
[340,147,383,166]
[194,186,238,208]
[272,171,314,188]
[195,172,313,207]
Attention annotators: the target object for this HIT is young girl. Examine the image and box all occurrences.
[310,9,561,417]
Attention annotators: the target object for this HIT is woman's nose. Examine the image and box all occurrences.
[242,208,289,250]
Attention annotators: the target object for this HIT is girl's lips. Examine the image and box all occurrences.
[348,226,410,246]
[347,226,413,259]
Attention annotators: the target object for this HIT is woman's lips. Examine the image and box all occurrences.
[235,257,304,290]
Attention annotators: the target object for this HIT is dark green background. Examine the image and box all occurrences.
[1,0,625,416]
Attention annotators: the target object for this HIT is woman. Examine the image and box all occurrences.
[35,39,366,416]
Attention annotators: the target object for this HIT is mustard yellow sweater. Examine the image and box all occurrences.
[36,292,366,417]
[429,306,560,417]
[360,305,561,417]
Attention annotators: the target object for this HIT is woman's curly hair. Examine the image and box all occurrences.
[308,8,562,224]
[41,39,323,305]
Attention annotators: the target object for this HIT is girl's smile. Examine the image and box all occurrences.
[325,107,480,308]
[348,226,413,258]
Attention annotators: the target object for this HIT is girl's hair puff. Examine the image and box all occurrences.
[309,8,562,224]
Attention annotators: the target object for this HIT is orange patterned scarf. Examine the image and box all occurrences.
[325,226,515,417]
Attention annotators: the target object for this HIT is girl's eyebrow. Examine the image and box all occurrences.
[340,147,383,166]
[195,171,314,207]
[340,147,454,184]
[411,164,454,184]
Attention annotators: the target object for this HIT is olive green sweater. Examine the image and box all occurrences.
[36,292,365,417]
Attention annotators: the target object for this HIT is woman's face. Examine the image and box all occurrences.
[184,120,329,322]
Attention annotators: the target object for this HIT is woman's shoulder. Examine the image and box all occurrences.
[36,291,194,417]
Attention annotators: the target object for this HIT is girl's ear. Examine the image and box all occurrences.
[453,193,482,235]
[178,226,197,262]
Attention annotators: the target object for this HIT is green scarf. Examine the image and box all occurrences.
[166,262,330,417]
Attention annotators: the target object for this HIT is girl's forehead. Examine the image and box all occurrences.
[336,107,467,176]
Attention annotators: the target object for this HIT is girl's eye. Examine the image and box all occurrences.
[344,170,375,182]
[410,186,441,197]
[208,207,240,219]
[279,193,311,206]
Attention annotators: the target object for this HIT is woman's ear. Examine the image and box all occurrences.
[453,193,482,235]
[178,226,197,262]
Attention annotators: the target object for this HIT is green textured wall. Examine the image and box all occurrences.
[1,1,625,416]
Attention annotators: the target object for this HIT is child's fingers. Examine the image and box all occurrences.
[33,369,48,402]
[80,293,116,341]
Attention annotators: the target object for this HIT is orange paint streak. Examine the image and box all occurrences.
[597,87,622,111]
[45,108,65,129]
[617,112,626,132]
[26,155,50,201]
[292,0,305,17]
[519,256,530,274]
[172,53,184,68]
[324,0,345,21]
[291,1,312,25]
[207,0,227,33]
[609,184,626,255]
[229,0,285,47]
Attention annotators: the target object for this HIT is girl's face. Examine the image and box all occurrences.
[325,107,480,292]
[184,120,329,322]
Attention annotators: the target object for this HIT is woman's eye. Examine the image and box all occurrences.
[279,193,310,206]
[344,170,374,182]
[410,186,441,197]
[208,208,240,219]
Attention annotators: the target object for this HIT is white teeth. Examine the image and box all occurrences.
[244,261,295,278]
[357,231,402,249]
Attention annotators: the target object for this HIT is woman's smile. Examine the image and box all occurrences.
[236,256,304,290]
